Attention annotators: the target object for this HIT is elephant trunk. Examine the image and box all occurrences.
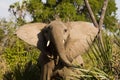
[51,27,73,67]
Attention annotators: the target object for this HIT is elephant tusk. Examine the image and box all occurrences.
[63,40,65,44]
[47,40,50,47]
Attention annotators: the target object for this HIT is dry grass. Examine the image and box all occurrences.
[0,55,9,79]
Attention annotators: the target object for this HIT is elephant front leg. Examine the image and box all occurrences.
[40,60,55,80]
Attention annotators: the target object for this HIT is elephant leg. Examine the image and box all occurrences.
[40,63,53,80]
[38,53,55,80]
[46,60,55,80]
[40,64,47,80]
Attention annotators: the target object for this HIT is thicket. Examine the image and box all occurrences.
[0,0,120,80]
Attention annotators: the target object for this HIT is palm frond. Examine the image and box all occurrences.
[88,34,113,73]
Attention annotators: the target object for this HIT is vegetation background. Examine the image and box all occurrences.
[0,0,120,80]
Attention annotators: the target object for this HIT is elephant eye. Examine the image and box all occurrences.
[64,29,67,32]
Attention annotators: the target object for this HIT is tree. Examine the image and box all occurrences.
[9,0,118,31]
[9,1,27,25]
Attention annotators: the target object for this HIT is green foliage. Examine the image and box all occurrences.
[47,0,56,7]
[4,35,40,70]
[56,2,79,21]
[89,0,118,31]
[75,34,113,79]
[0,18,6,41]
[74,68,110,80]
[0,28,4,41]
[0,17,40,80]
[3,0,119,80]
[112,34,120,79]
[26,0,45,22]
[88,34,113,74]
[3,61,40,80]
[78,32,120,79]
[0,55,8,80]
[9,0,118,31]
[114,34,120,47]
[9,1,26,26]
[26,0,85,22]
[104,0,118,31]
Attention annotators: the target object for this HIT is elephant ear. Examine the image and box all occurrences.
[16,23,46,46]
[65,21,99,56]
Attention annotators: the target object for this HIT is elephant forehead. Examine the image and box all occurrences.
[49,20,67,30]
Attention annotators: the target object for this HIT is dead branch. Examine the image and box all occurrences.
[84,0,99,28]
[98,0,108,46]
[99,0,108,32]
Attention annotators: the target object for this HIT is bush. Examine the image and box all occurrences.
[3,36,40,70]
[2,35,41,80]
[75,33,120,79]
[3,61,40,80]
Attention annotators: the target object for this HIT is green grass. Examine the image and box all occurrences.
[1,32,120,80]
[77,33,120,80]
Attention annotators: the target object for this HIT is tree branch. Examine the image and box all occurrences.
[84,0,98,28]
[84,0,109,47]
[99,0,108,32]
[98,0,108,45]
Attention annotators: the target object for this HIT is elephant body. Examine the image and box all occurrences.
[16,20,98,80]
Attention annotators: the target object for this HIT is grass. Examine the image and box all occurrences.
[76,33,120,80]
[1,32,120,80]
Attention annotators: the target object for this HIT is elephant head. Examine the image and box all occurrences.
[43,21,98,67]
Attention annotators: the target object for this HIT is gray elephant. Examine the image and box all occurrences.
[16,20,98,80]
[43,20,98,67]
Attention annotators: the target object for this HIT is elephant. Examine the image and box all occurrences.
[16,20,98,80]
[43,20,98,67]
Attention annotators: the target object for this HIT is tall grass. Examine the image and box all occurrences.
[3,61,40,80]
[114,35,120,47]
[74,33,120,79]
[2,33,120,80]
